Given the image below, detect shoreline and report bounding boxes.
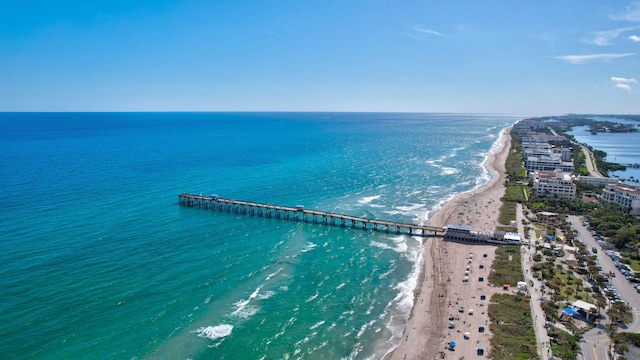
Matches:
[387,126,513,359]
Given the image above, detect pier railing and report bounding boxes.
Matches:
[178,193,446,237]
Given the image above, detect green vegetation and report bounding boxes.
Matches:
[593,149,627,175]
[498,129,529,227]
[499,185,527,226]
[608,302,633,325]
[504,185,527,202]
[573,146,590,176]
[498,200,518,228]
[505,131,527,184]
[547,328,583,360]
[586,206,640,250]
[488,294,539,360]
[489,245,524,286]
[535,258,585,302]
[618,332,640,350]
[486,243,537,359]
[525,197,597,214]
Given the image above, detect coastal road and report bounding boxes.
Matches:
[568,215,640,331]
[582,331,610,360]
[547,124,604,178]
[569,215,640,360]
[579,145,604,178]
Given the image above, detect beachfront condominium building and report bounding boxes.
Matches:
[532,170,576,199]
[525,156,575,174]
[600,183,640,216]
[521,135,574,174]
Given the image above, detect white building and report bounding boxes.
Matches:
[525,156,575,174]
[575,176,620,187]
[551,147,571,161]
[601,183,640,215]
[532,170,576,199]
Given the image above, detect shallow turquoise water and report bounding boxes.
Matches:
[0,112,517,359]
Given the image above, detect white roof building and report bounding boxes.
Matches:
[532,170,576,199]
[601,183,640,216]
[525,156,574,174]
[571,300,597,312]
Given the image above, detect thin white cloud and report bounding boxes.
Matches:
[553,53,634,64]
[611,76,638,83]
[611,2,640,22]
[615,83,633,91]
[587,26,639,45]
[413,26,445,37]
[611,76,637,91]
[630,35,640,41]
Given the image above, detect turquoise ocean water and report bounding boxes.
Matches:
[0,113,517,359]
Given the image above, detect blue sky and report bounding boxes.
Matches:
[1,0,639,115]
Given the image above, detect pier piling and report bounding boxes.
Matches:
[178,193,446,237]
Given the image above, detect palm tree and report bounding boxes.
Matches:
[589,307,598,322]
[596,297,607,323]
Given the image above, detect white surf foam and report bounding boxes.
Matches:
[358,194,381,204]
[232,286,262,318]
[258,290,275,300]
[194,324,233,341]
[310,320,325,330]
[371,235,408,254]
[305,290,319,303]
[265,268,283,281]
[381,237,425,358]
[441,166,459,175]
[300,242,316,253]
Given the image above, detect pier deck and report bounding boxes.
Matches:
[178,193,446,237]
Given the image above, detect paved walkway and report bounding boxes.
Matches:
[516,204,553,359]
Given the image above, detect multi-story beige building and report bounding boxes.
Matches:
[601,183,640,215]
[532,170,576,199]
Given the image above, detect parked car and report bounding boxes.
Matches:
[610,270,616,277]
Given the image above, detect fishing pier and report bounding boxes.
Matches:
[178,193,446,237]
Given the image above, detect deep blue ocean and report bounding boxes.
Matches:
[0,113,517,359]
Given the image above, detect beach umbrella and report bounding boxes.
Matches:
[464,332,470,336]
[450,341,456,348]
[468,309,474,314]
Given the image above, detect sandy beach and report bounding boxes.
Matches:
[388,127,512,360]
